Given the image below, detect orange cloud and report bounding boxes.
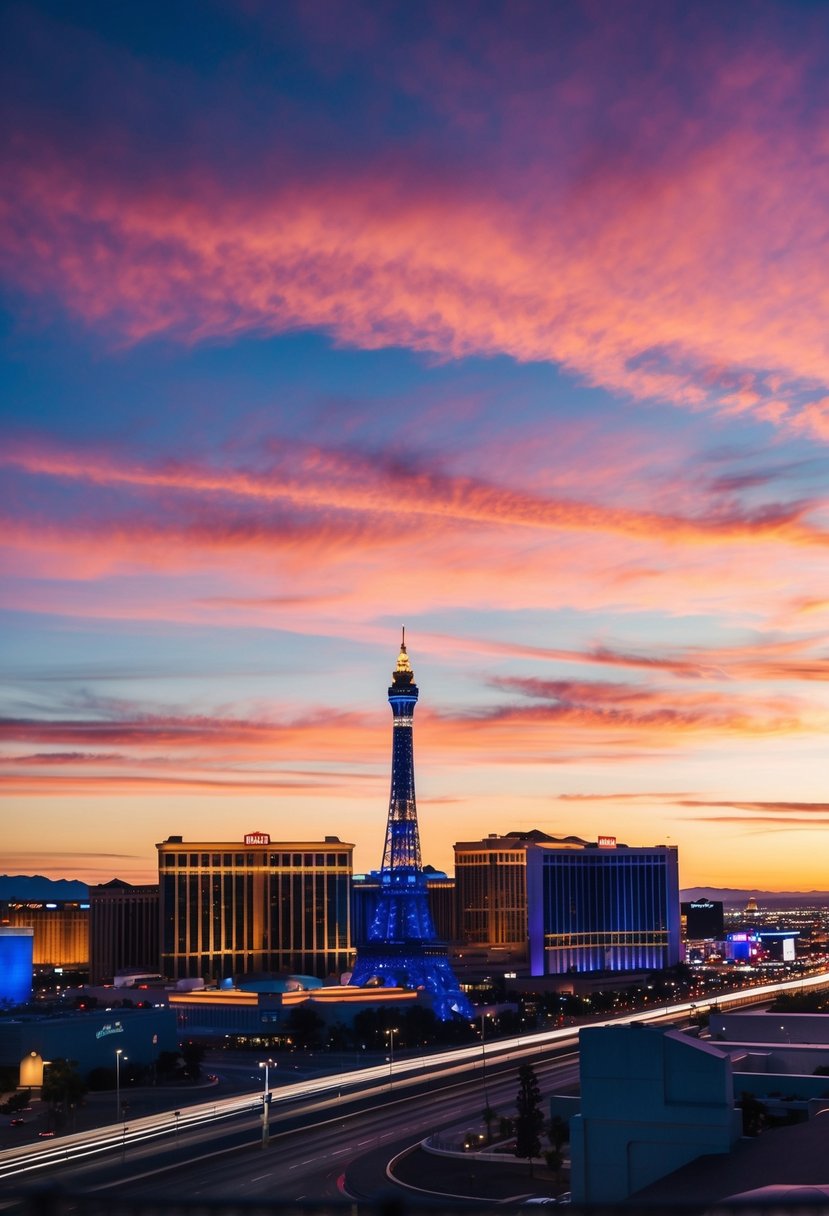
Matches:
[1,666,819,803]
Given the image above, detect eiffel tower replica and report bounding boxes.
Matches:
[349,631,473,1020]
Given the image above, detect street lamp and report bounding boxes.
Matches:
[479,1011,493,1106]
[385,1028,399,1090]
[259,1058,275,1148]
[115,1048,128,1122]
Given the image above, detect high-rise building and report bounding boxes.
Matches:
[527,837,681,974]
[0,900,89,969]
[88,880,160,983]
[455,830,680,976]
[454,830,583,967]
[0,927,34,1006]
[349,633,473,1019]
[156,834,353,982]
[681,899,724,942]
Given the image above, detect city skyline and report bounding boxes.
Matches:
[2,2,829,890]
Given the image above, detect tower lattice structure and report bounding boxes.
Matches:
[349,632,473,1021]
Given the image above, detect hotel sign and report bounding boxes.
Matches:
[598,835,617,848]
[95,1021,124,1039]
[244,832,270,846]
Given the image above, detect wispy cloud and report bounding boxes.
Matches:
[1,6,829,437]
[5,440,823,547]
[429,632,829,683]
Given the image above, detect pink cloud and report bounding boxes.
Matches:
[4,439,826,549]
[1,663,818,805]
[2,12,829,431]
[426,632,829,683]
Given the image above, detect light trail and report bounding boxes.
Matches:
[2,966,828,1182]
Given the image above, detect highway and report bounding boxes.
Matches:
[3,1048,581,1205]
[3,966,829,1202]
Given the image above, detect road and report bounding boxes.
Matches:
[6,967,829,1205]
[3,1050,580,1206]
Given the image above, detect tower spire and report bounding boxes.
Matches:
[348,633,473,1021]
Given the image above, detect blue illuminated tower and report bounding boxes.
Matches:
[349,632,473,1020]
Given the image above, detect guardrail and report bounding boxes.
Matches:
[3,965,829,1181]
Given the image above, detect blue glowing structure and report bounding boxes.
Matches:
[0,928,34,1007]
[349,633,473,1021]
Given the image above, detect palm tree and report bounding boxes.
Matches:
[514,1063,544,1176]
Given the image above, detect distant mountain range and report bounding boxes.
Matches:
[0,875,89,900]
[682,887,829,908]
[1,875,827,908]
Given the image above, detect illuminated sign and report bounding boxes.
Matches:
[597,836,617,848]
[244,832,270,846]
[95,1021,124,1039]
[691,901,714,909]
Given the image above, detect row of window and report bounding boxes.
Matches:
[545,931,670,946]
[540,862,672,933]
[160,852,351,869]
[166,950,352,977]
[456,853,525,865]
[544,945,671,973]
[160,873,351,974]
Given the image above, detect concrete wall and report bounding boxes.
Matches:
[734,1071,829,1103]
[721,1042,829,1075]
[710,1011,829,1045]
[570,1025,741,1205]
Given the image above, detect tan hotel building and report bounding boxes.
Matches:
[157,833,354,982]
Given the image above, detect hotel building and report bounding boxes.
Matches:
[88,879,160,983]
[0,900,89,970]
[156,833,354,982]
[455,830,680,976]
[527,836,681,975]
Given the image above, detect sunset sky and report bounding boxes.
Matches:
[2,1,829,890]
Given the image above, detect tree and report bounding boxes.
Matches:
[1,1089,31,1114]
[180,1041,206,1080]
[514,1063,544,1175]
[156,1050,183,1080]
[482,1104,497,1145]
[544,1147,564,1190]
[739,1091,766,1137]
[285,1005,325,1050]
[547,1114,569,1151]
[42,1059,86,1115]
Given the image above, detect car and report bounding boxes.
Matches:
[9,1118,25,1127]
[38,1130,56,1138]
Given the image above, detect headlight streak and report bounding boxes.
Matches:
[2,966,828,1181]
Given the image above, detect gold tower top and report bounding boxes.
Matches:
[395,625,412,675]
[391,622,410,680]
[386,632,413,690]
